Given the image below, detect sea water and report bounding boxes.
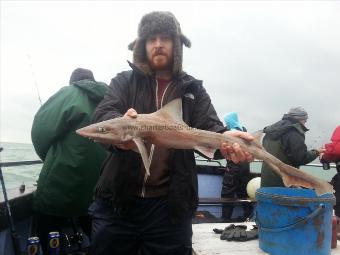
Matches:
[0,142,41,190]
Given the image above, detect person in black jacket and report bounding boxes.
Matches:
[261,107,324,187]
[88,11,254,255]
[221,112,255,221]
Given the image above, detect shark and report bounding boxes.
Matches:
[76,98,334,196]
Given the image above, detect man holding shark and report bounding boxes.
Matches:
[87,11,254,255]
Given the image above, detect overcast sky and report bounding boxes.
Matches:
[1,1,339,150]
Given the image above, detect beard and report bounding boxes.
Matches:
[148,50,173,71]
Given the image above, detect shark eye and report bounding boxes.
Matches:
[98,126,108,134]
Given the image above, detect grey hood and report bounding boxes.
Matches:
[263,115,308,140]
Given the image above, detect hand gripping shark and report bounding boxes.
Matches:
[76,98,333,196]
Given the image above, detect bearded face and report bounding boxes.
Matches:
[146,34,174,71]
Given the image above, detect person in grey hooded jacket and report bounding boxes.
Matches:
[261,107,324,187]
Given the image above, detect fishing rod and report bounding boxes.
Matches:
[26,54,42,106]
[0,147,23,255]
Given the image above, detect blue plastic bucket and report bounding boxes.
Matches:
[256,187,335,255]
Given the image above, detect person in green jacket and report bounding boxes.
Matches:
[261,107,324,187]
[31,68,108,253]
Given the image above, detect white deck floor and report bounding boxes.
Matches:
[192,222,340,255]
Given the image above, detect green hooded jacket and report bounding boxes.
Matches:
[31,79,108,217]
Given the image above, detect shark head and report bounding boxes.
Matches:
[76,117,133,144]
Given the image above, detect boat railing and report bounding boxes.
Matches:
[0,158,337,169]
[0,160,42,200]
[195,156,338,169]
[0,160,42,168]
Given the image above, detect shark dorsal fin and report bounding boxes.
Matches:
[252,130,264,143]
[153,98,185,124]
[251,130,264,148]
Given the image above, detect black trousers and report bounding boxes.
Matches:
[221,170,254,221]
[89,196,192,255]
[331,171,340,217]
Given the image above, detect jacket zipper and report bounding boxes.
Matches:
[160,81,171,108]
[140,79,171,197]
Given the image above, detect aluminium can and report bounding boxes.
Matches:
[48,231,60,255]
[27,236,43,255]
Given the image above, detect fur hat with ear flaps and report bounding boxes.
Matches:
[128,11,191,76]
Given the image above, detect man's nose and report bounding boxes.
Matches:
[154,37,163,47]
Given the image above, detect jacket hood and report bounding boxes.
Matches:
[72,80,108,102]
[331,126,340,143]
[128,11,191,76]
[224,112,242,131]
[263,115,308,139]
[69,68,95,83]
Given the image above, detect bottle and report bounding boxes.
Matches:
[332,216,337,249]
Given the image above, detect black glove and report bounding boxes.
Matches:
[233,225,258,242]
[217,224,258,242]
[215,224,235,239]
[230,226,247,241]
[220,224,247,241]
[213,228,225,234]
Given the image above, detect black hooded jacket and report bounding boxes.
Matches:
[92,62,226,218]
[261,115,319,187]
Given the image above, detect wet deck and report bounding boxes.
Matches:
[192,222,340,255]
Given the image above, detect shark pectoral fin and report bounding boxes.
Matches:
[133,138,151,176]
[194,146,216,159]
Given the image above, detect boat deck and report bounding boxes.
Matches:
[192,222,340,255]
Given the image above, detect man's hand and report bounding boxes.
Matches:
[316,147,326,158]
[116,108,138,150]
[220,130,254,163]
[318,147,326,155]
